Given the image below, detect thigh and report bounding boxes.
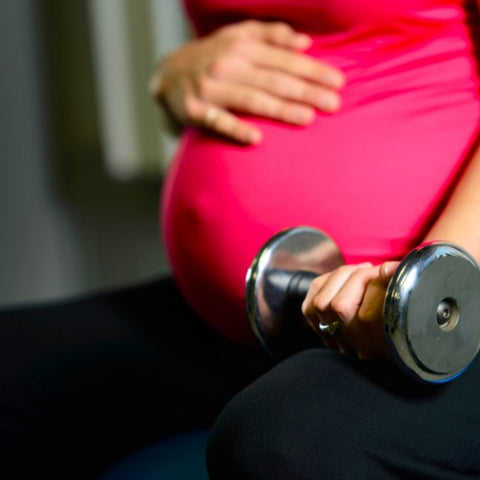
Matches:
[0,278,273,478]
[208,348,480,480]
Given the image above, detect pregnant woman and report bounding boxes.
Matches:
[152,0,480,477]
[1,0,480,478]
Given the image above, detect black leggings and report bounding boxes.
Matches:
[0,278,273,478]
[1,279,479,479]
[207,350,480,479]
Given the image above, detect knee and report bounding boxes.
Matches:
[206,384,308,480]
[206,349,365,479]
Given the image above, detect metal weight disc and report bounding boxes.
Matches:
[245,226,344,357]
[384,243,480,383]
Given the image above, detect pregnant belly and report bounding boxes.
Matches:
[161,52,480,343]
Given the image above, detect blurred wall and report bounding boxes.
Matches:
[0,0,186,307]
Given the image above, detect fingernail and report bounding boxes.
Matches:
[380,263,389,277]
[380,262,398,282]
[292,107,315,125]
[325,71,346,90]
[247,129,262,144]
[318,92,341,113]
[295,33,312,49]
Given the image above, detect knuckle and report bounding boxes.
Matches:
[220,20,257,41]
[361,262,374,268]
[217,22,239,38]
[310,276,324,290]
[208,57,230,79]
[349,267,367,280]
[269,22,292,42]
[241,19,260,32]
[336,264,353,275]
[226,38,248,55]
[352,264,376,280]
[313,296,329,312]
[196,76,214,100]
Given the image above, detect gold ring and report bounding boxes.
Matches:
[318,320,340,335]
[204,107,219,127]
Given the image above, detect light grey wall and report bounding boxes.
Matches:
[0,0,174,307]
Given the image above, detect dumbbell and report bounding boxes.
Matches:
[245,226,480,383]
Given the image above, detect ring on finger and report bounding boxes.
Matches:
[318,320,341,335]
[204,107,220,128]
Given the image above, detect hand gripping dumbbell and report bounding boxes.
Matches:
[245,226,480,383]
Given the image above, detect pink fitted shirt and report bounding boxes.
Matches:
[162,0,480,342]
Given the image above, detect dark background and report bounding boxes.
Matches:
[0,0,188,307]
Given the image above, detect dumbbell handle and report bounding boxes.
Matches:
[262,269,318,316]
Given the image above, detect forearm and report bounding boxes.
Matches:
[423,146,480,261]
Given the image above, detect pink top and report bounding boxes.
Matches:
[162,0,480,343]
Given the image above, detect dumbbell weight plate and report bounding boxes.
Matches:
[246,227,344,357]
[384,243,480,383]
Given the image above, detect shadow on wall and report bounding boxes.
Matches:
[0,0,175,307]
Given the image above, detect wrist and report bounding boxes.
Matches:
[149,62,183,135]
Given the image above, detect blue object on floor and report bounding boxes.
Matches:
[97,429,210,480]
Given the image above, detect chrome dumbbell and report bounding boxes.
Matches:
[245,226,480,383]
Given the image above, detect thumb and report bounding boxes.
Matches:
[379,261,401,285]
[357,262,400,323]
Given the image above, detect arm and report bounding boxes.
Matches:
[421,1,480,259]
[428,1,480,259]
[422,147,480,261]
[419,0,480,258]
